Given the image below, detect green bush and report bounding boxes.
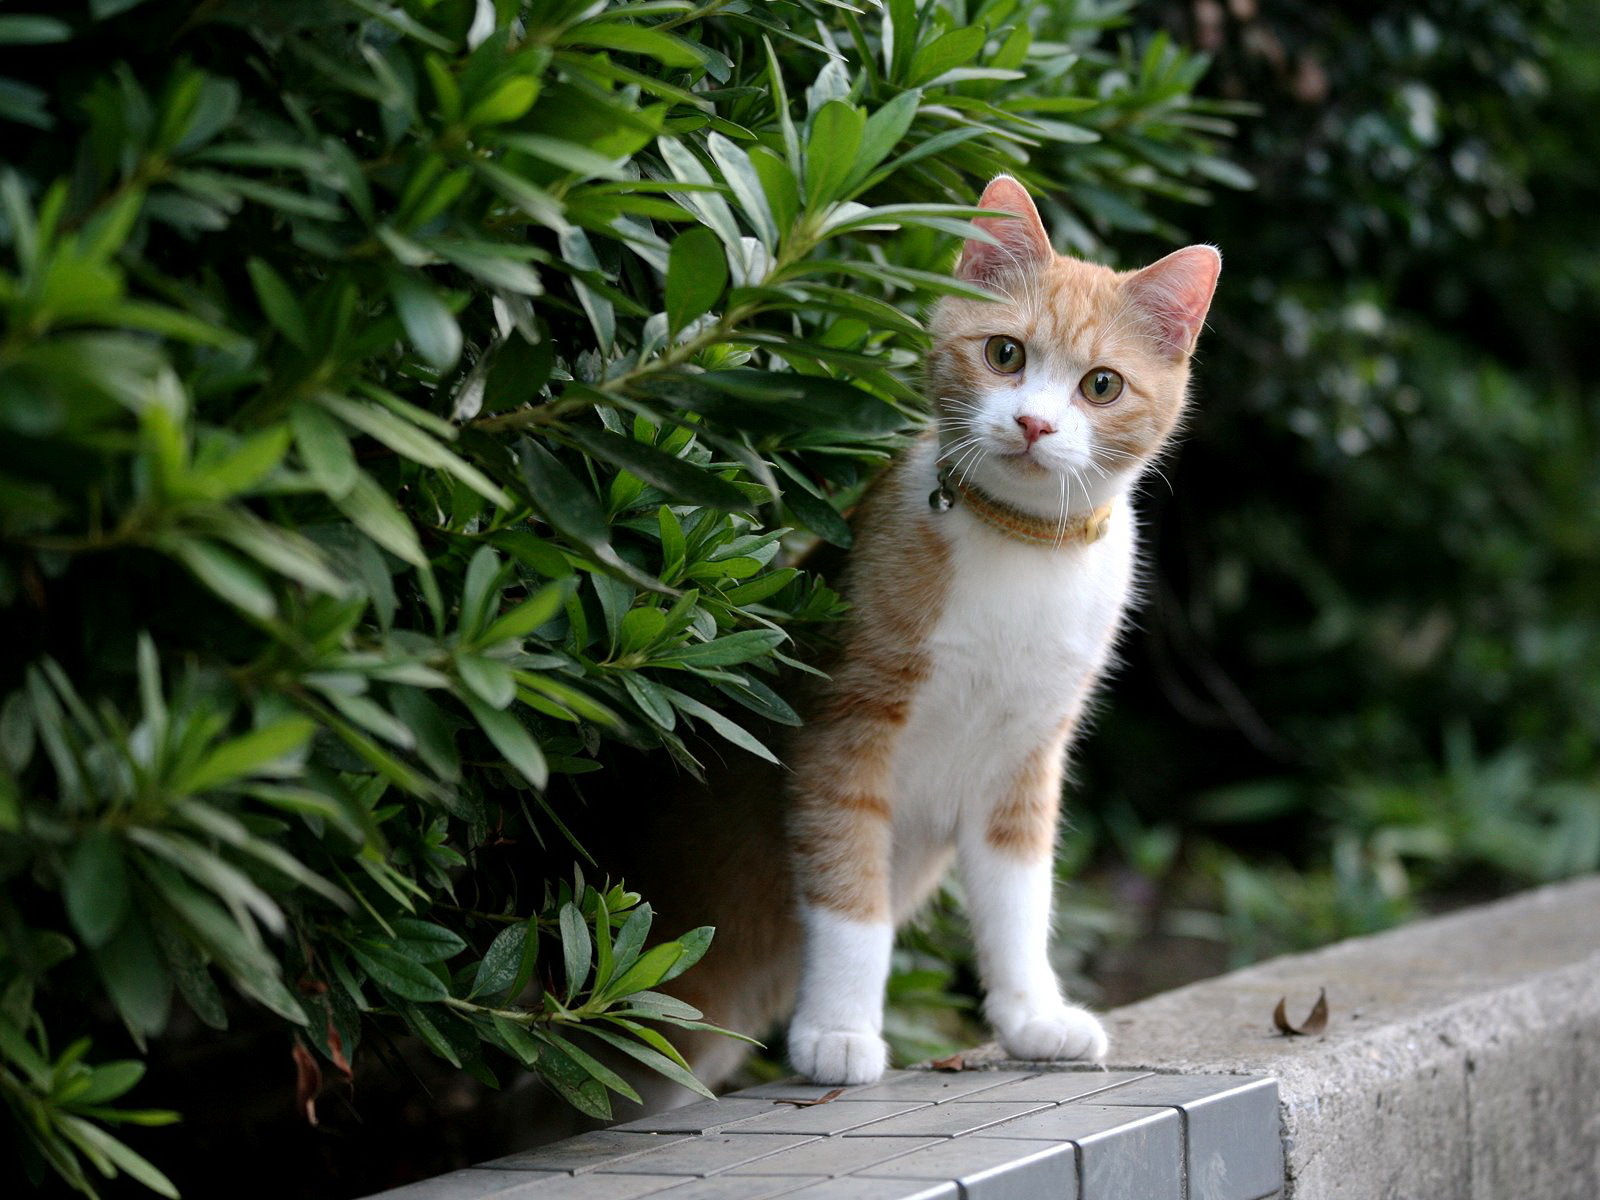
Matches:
[0,1,1237,1193]
[1069,0,1600,959]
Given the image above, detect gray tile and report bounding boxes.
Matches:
[726,1100,932,1136]
[861,1137,1078,1200]
[974,1104,1181,1200]
[836,1072,1036,1104]
[365,1169,675,1199]
[1089,1075,1282,1200]
[483,1132,690,1173]
[839,1101,1050,1138]
[777,1179,960,1200]
[597,1133,821,1176]
[501,1176,686,1199]
[364,1169,551,1199]
[611,1097,780,1134]
[649,1174,817,1199]
[726,1137,943,1177]
[965,1070,1152,1104]
[731,1079,876,1102]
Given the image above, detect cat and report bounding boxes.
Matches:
[781,175,1220,1084]
[590,174,1220,1095]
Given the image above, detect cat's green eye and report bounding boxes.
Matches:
[983,335,1026,375]
[1081,367,1125,404]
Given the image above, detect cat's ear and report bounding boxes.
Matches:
[955,175,1055,284]
[1126,245,1221,359]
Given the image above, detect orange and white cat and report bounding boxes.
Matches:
[782,176,1220,1084]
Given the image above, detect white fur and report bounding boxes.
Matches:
[895,436,1128,1063]
[788,905,893,1085]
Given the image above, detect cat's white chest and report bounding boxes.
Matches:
[889,477,1136,824]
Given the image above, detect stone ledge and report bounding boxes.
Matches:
[965,873,1600,1199]
[366,1070,1281,1200]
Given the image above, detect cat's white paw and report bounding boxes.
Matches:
[994,1003,1109,1063]
[788,1025,887,1085]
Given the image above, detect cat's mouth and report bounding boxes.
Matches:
[999,447,1053,473]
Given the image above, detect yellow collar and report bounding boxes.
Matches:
[943,476,1113,547]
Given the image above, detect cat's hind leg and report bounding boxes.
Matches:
[959,739,1108,1063]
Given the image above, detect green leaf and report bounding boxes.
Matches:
[586,1024,714,1100]
[563,426,748,510]
[391,918,467,963]
[94,920,173,1043]
[601,942,679,1001]
[319,393,511,507]
[665,225,727,335]
[63,831,129,948]
[657,925,713,985]
[806,100,865,207]
[0,16,73,45]
[662,687,778,763]
[351,941,447,1002]
[386,268,462,370]
[907,25,987,86]
[478,580,570,646]
[654,629,786,668]
[246,258,310,351]
[60,1117,179,1199]
[332,470,429,568]
[562,22,704,68]
[291,403,358,498]
[558,901,590,1001]
[706,132,778,249]
[470,922,528,998]
[849,89,921,189]
[490,1014,540,1065]
[457,652,516,709]
[74,1060,145,1105]
[163,538,278,619]
[181,717,315,792]
[516,436,660,591]
[463,694,548,789]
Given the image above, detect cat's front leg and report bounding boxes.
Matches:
[787,717,898,1085]
[959,743,1109,1063]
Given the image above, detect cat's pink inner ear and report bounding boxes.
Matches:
[955,175,1055,284]
[1127,245,1222,358]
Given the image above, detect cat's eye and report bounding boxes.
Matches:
[1081,367,1125,405]
[983,336,1026,375]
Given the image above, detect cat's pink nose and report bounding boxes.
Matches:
[1015,414,1055,446]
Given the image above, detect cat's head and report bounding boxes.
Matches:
[927,175,1220,516]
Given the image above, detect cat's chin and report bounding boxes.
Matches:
[997,450,1057,476]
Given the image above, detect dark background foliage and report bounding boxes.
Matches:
[1,0,1596,1197]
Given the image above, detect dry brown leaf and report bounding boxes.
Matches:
[1273,987,1329,1036]
[775,1086,847,1108]
[928,1053,965,1072]
[292,1041,322,1125]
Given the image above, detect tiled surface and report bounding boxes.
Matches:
[731,1100,933,1136]
[724,1137,943,1177]
[593,1132,820,1176]
[482,1131,689,1173]
[367,1068,1283,1200]
[860,1136,1079,1200]
[838,1100,1052,1139]
[1089,1074,1283,1200]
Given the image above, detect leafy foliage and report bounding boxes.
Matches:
[0,0,1239,1193]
